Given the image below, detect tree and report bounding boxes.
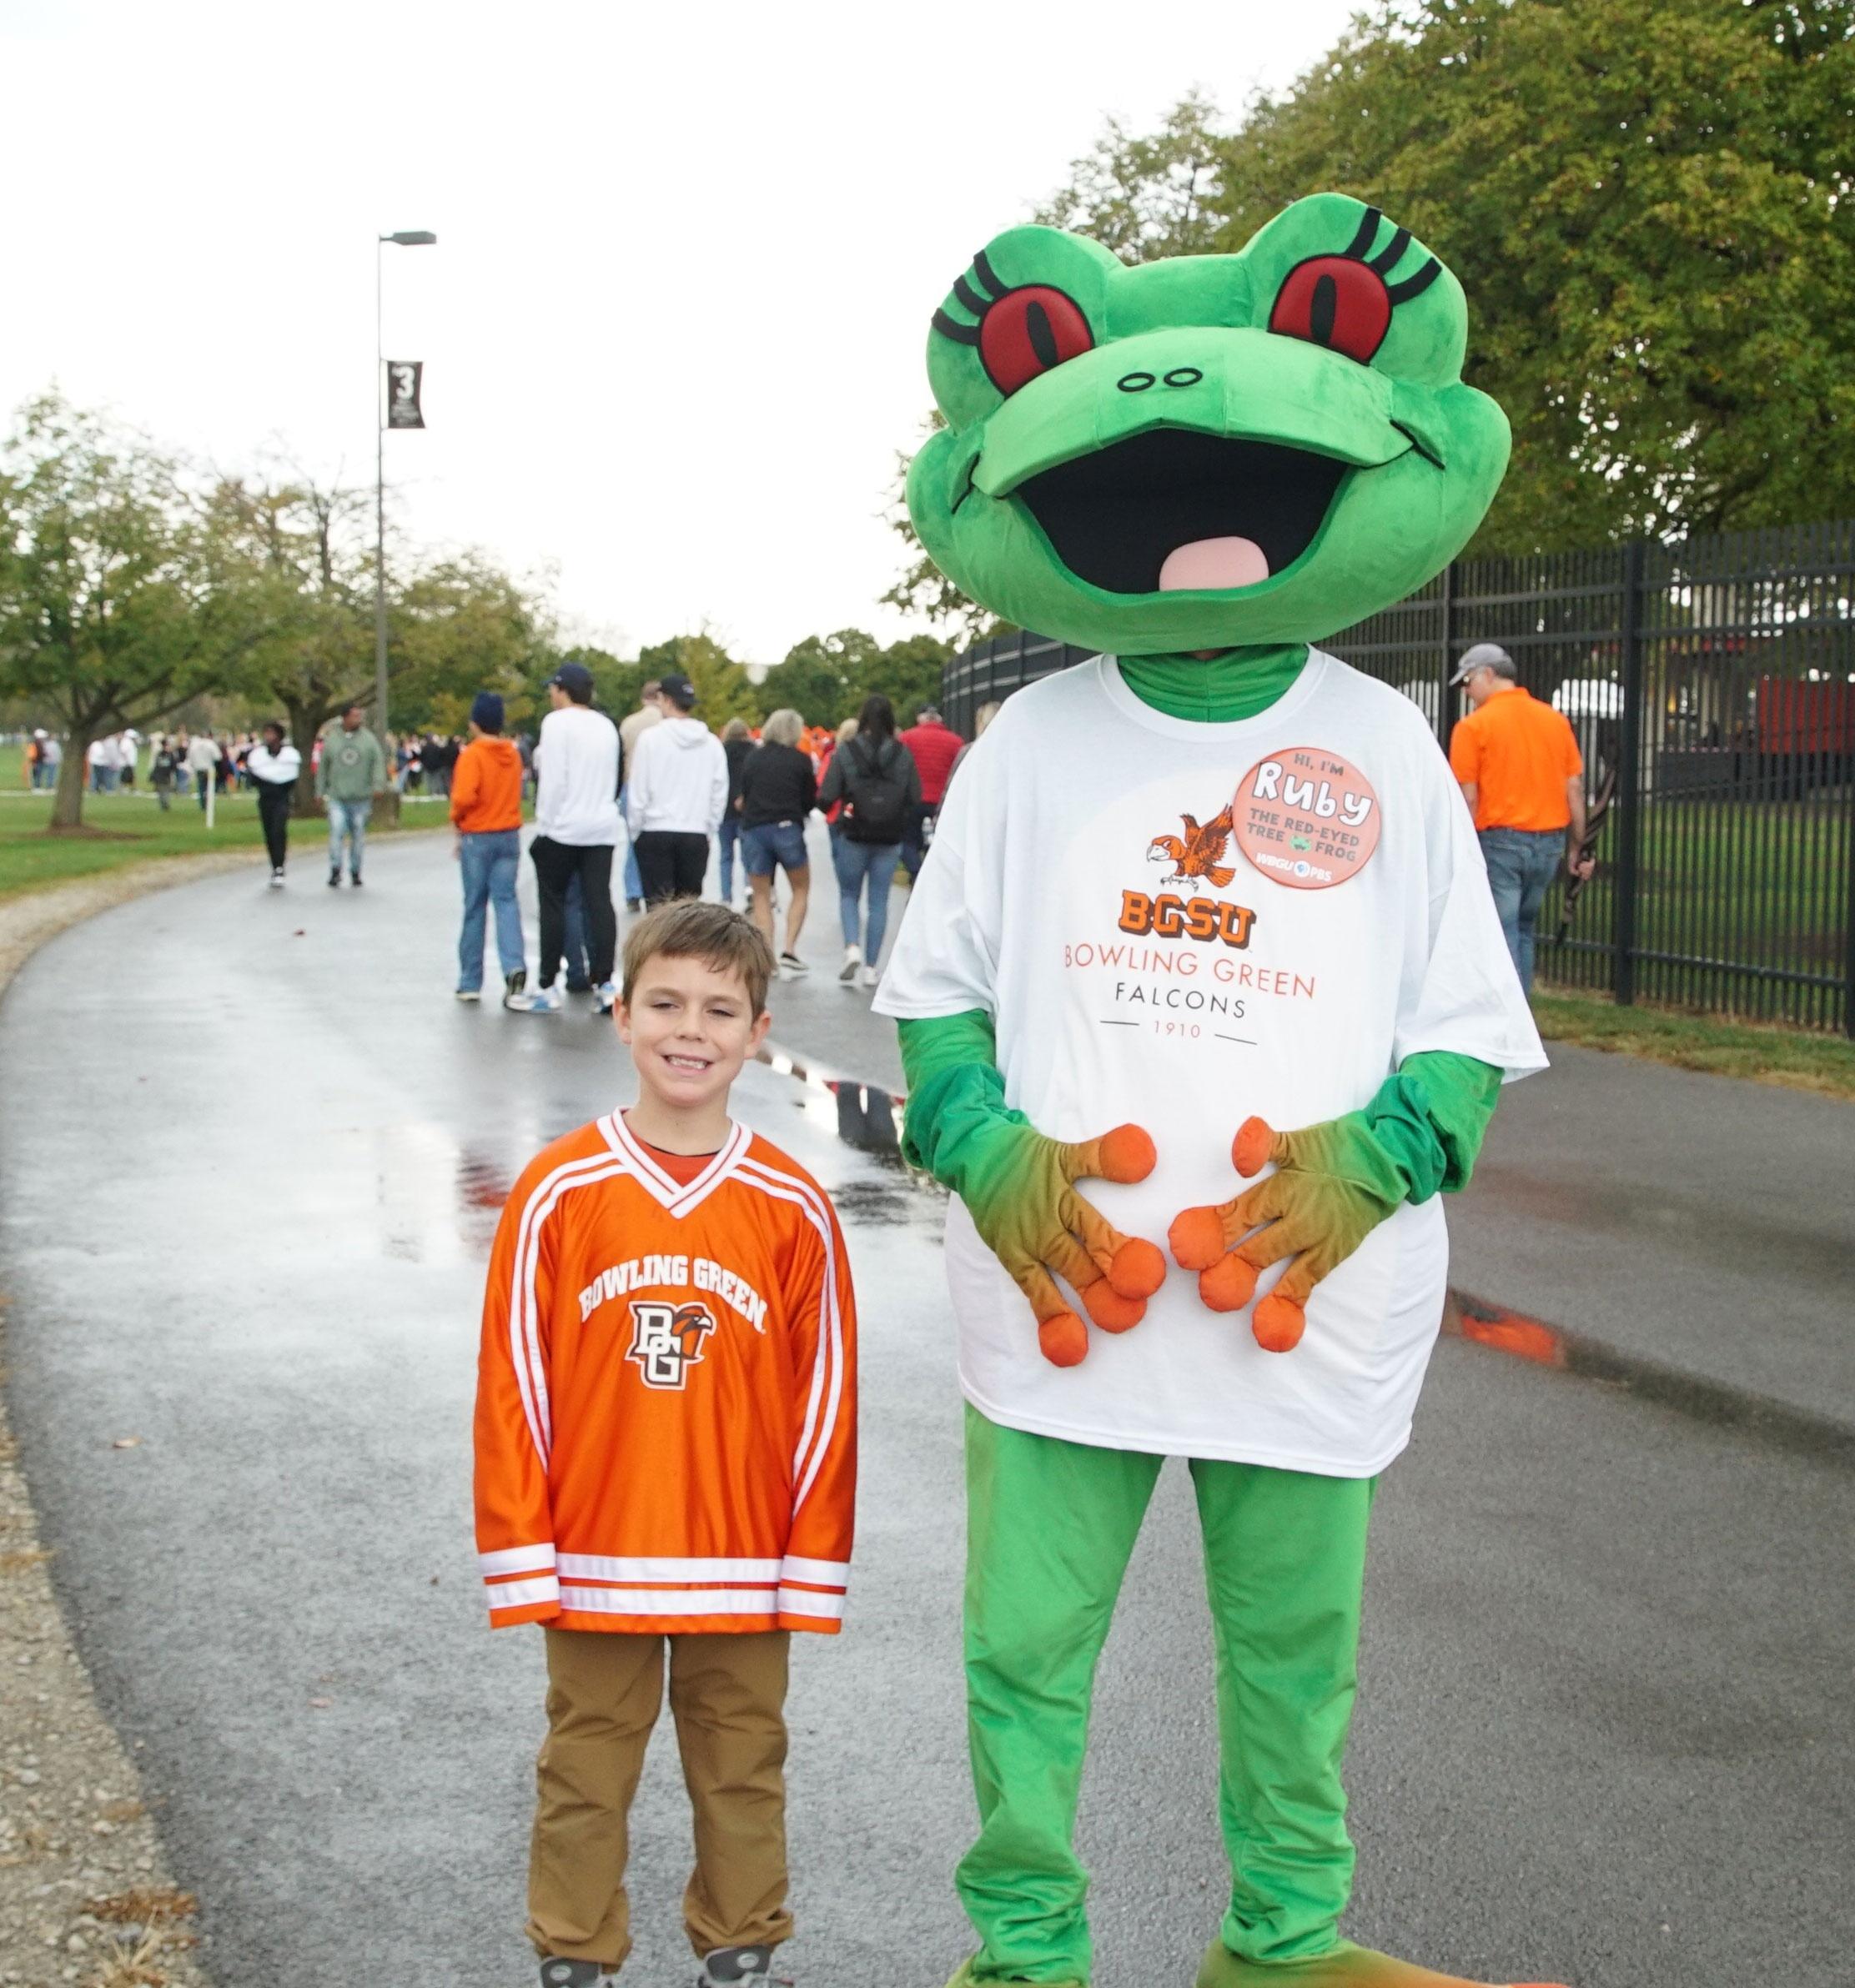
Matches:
[0,393,265,830]
[205,472,374,812]
[864,632,953,725]
[637,630,760,728]
[760,630,868,730]
[1033,88,1229,264]
[879,427,998,645]
[1201,0,1855,549]
[395,549,553,737]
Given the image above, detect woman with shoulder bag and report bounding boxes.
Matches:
[820,692,920,991]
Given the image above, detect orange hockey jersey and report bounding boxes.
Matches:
[474,1111,857,1634]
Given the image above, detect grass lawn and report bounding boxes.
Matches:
[1532,987,1855,1102]
[0,740,447,902]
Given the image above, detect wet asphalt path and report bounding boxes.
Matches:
[2,834,1852,1988]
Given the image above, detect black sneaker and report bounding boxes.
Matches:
[538,1962,619,1987]
[327,870,340,887]
[349,872,363,887]
[778,951,808,977]
[697,1947,791,1987]
[502,969,528,1010]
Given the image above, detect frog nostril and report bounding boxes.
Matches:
[1117,371,1156,393]
[1163,366,1204,388]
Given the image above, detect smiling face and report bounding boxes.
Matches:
[617,951,771,1124]
[908,193,1511,654]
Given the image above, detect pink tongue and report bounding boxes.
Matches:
[1158,536,1270,592]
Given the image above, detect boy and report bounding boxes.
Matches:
[475,901,857,1988]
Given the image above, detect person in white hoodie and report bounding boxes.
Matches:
[515,660,624,1015]
[245,721,303,888]
[623,670,728,908]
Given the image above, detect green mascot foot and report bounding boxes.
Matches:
[1194,1937,1568,1988]
[944,1960,1087,1988]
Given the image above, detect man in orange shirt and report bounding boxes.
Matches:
[451,690,529,1006]
[1447,644,1595,990]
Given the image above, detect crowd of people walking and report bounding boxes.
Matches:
[449,675,973,1016]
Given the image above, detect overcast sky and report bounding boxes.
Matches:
[1,0,1361,661]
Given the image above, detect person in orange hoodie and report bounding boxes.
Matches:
[452,690,529,1007]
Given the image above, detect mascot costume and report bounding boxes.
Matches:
[873,195,1566,1988]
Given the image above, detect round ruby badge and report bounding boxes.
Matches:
[1232,747,1383,891]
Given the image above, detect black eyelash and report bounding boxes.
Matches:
[1339,206,1440,309]
[933,248,1013,346]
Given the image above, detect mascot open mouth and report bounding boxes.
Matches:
[1015,429,1350,596]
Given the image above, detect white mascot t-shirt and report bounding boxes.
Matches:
[876,652,1547,1476]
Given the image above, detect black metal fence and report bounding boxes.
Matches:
[942,518,1855,1033]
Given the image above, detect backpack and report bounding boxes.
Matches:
[841,736,912,844]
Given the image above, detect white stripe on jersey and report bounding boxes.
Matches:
[735,1155,844,1514]
[558,1553,782,1585]
[601,1112,752,1218]
[558,1584,785,1616]
[480,1544,556,1577]
[779,1555,851,1588]
[777,1586,847,1620]
[510,1153,643,1463]
[485,1575,561,1611]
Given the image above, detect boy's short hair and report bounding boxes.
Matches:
[621,900,776,1016]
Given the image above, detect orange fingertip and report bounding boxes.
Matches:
[1251,1293,1305,1353]
[1168,1206,1225,1273]
[1232,1116,1274,1177]
[1038,1311,1089,1367]
[1097,1123,1157,1183]
[1107,1237,1167,1299]
[1082,1281,1145,1334]
[1199,1253,1259,1313]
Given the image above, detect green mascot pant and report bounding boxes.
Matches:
[960,1405,1376,1986]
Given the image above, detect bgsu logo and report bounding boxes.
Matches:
[1123,796,1258,949]
[626,1300,716,1390]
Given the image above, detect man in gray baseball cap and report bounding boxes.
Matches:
[1446,642,1594,991]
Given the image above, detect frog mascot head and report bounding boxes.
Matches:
[907,192,1507,653]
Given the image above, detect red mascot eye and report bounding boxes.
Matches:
[979,286,1093,395]
[1269,256,1393,364]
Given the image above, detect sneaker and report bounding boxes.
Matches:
[626,897,643,915]
[696,1947,791,1987]
[838,944,862,982]
[857,964,879,990]
[268,869,284,890]
[779,951,808,977]
[327,870,340,888]
[455,988,480,1003]
[591,981,617,1016]
[508,982,563,1014]
[502,969,527,1009]
[539,1962,620,1988]
[349,871,362,887]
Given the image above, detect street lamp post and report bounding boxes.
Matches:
[375,230,437,752]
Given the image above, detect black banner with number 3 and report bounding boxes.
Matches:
[385,360,425,429]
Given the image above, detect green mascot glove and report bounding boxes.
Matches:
[1169,1052,1501,1353]
[899,1012,1168,1368]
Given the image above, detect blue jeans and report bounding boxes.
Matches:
[832,836,902,965]
[617,791,643,903]
[717,814,742,905]
[457,829,525,991]
[741,819,809,877]
[327,797,371,876]
[1478,826,1564,991]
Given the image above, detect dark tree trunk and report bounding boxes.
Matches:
[283,697,330,819]
[47,728,93,831]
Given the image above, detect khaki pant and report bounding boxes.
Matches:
[527,1627,792,1968]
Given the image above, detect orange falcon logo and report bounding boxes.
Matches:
[1148,803,1236,890]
